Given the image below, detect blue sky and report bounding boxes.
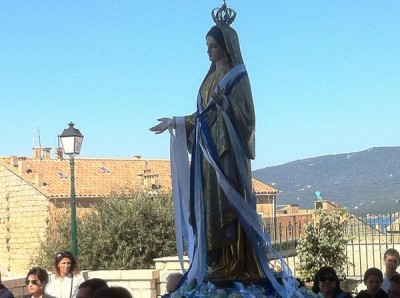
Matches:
[1,1,399,170]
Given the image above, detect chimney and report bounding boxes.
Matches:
[33,147,41,159]
[42,147,51,159]
[9,155,18,167]
[35,174,44,186]
[56,147,64,160]
[18,157,26,175]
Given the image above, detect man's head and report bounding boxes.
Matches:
[388,274,400,298]
[384,249,400,275]
[77,278,108,298]
[93,286,132,298]
[363,267,384,297]
[166,272,183,293]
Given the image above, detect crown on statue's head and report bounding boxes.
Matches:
[211,0,236,26]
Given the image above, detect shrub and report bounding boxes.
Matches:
[296,209,351,281]
[32,190,176,270]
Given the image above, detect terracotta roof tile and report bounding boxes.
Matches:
[252,178,278,194]
[0,156,276,197]
[0,157,171,198]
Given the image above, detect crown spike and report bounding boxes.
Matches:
[211,0,237,26]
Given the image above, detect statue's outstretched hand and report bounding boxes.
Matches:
[149,118,170,134]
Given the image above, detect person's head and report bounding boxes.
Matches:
[77,278,108,298]
[53,251,79,277]
[206,26,232,65]
[93,286,132,298]
[312,266,341,295]
[384,249,400,275]
[25,267,49,297]
[363,267,383,296]
[389,274,400,298]
[165,272,183,293]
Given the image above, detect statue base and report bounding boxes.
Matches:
[203,276,269,287]
[164,278,280,297]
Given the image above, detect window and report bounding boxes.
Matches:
[99,166,111,173]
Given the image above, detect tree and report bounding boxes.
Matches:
[296,209,351,281]
[32,190,177,270]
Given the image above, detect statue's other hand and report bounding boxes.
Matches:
[149,117,170,134]
[212,87,225,105]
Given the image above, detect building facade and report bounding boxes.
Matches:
[0,148,278,275]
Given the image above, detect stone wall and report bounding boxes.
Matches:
[1,257,190,297]
[1,275,26,298]
[3,269,162,298]
[154,256,189,294]
[0,164,50,275]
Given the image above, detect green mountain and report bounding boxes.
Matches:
[252,147,400,213]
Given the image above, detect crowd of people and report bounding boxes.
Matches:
[160,247,400,298]
[0,248,399,298]
[310,248,400,298]
[0,251,133,298]
[161,248,400,298]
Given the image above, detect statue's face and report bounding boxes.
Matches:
[206,36,226,63]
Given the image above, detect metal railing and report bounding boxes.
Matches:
[265,212,400,279]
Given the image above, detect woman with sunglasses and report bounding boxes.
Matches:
[44,251,84,298]
[23,267,49,298]
[312,266,352,298]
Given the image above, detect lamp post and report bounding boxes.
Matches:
[59,122,84,258]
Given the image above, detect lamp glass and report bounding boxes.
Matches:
[60,136,76,155]
[74,136,83,154]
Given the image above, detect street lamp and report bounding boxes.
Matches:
[59,122,84,258]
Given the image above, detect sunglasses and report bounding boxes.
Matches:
[25,279,39,286]
[319,276,336,282]
[56,251,72,259]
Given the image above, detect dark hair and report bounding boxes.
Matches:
[78,278,108,294]
[384,248,400,261]
[93,286,132,298]
[206,26,232,63]
[363,267,383,284]
[53,251,80,276]
[390,274,400,285]
[312,266,341,294]
[26,267,49,284]
[166,272,184,293]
